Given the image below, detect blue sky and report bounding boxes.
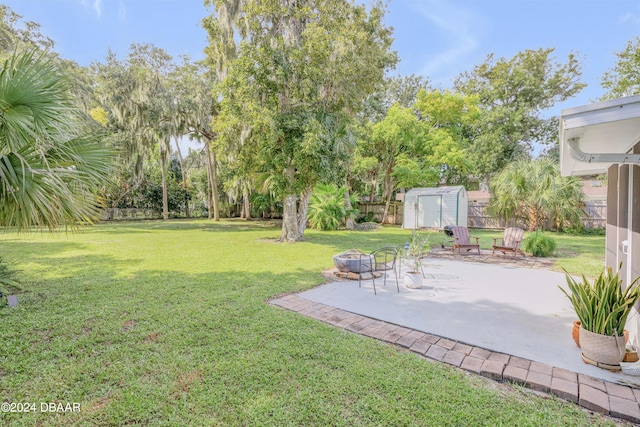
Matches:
[4,0,639,117]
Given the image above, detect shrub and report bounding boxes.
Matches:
[356,212,375,224]
[563,227,605,236]
[522,232,557,257]
[307,184,358,231]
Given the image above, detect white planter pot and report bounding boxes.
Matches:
[404,272,422,289]
[580,326,626,368]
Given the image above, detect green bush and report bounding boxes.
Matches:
[563,227,605,236]
[356,212,375,224]
[307,184,358,231]
[522,232,557,257]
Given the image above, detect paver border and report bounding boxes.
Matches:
[270,294,640,424]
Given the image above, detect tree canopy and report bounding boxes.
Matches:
[205,0,397,241]
[0,3,614,233]
[454,48,585,182]
[601,37,640,100]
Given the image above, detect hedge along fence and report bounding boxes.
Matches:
[359,202,403,225]
[101,208,162,221]
[102,200,605,228]
[358,201,606,229]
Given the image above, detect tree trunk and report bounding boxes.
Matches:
[160,146,169,221]
[173,137,190,218]
[527,205,539,231]
[243,188,251,220]
[281,193,300,242]
[280,166,301,242]
[212,151,220,221]
[204,139,214,220]
[382,188,393,226]
[381,165,393,225]
[112,183,130,208]
[344,189,355,230]
[297,186,312,236]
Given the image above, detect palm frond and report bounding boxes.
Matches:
[0,50,115,231]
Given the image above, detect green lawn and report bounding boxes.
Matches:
[438,229,606,277]
[0,220,620,426]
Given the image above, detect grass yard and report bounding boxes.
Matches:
[0,219,619,426]
[428,228,606,278]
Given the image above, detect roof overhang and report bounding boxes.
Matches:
[560,95,640,176]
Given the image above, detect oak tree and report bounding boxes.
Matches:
[205,0,396,241]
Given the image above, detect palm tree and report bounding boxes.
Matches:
[307,184,358,231]
[0,50,113,230]
[488,158,585,231]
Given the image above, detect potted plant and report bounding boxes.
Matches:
[401,233,430,289]
[559,265,640,370]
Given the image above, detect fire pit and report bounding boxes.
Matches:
[333,249,373,273]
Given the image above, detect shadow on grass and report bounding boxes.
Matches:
[93,218,284,234]
[0,228,615,427]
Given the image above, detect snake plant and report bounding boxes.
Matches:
[559,265,640,337]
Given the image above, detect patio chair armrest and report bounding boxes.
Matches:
[358,252,373,272]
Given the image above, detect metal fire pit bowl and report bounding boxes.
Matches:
[333,249,374,273]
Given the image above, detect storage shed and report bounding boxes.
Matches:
[402,186,468,229]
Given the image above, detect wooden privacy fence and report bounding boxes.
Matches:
[101,201,606,228]
[101,208,162,221]
[467,202,526,229]
[359,202,403,225]
[358,201,606,229]
[467,201,606,230]
[583,201,606,228]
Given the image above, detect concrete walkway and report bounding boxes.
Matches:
[270,255,640,424]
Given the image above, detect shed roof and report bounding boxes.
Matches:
[405,186,465,196]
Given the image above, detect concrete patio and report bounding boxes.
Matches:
[271,253,640,423]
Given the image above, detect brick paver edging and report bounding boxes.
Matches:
[270,294,640,424]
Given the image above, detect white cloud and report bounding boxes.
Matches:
[93,0,102,18]
[410,0,481,86]
[118,1,127,22]
[76,0,103,19]
[620,11,640,26]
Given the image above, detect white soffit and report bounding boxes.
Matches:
[560,95,640,176]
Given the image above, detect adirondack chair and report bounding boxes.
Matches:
[451,226,480,254]
[492,227,526,257]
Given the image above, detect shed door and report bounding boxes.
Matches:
[417,195,441,228]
